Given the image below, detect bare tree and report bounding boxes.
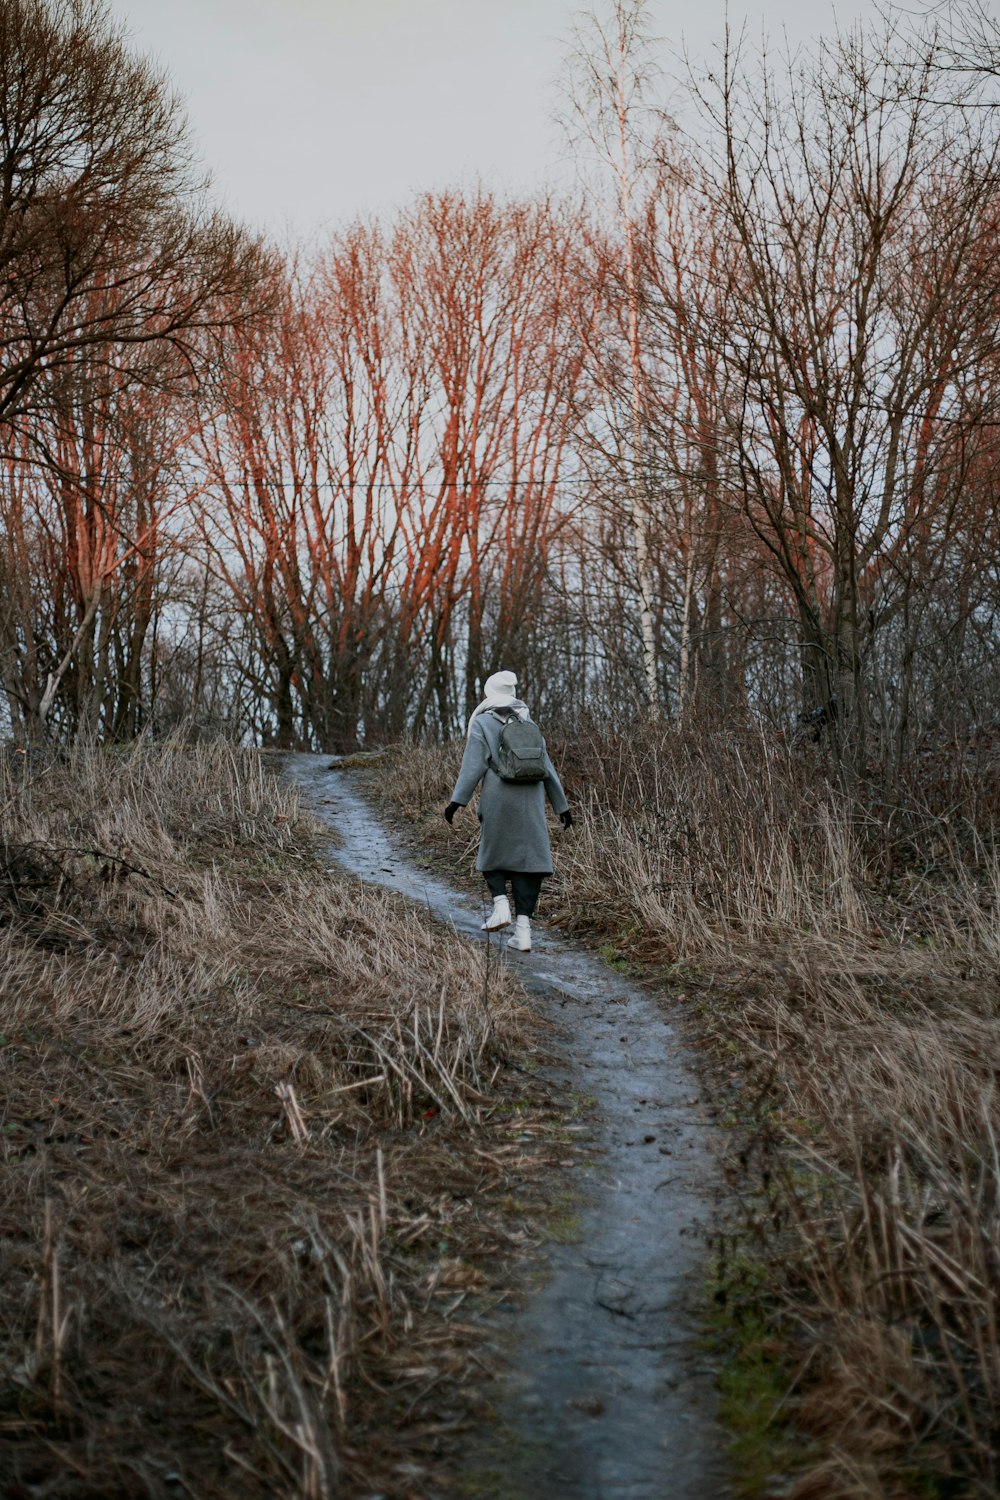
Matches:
[193,247,406,751]
[684,14,1000,768]
[565,0,663,710]
[0,325,204,742]
[389,192,588,733]
[0,0,269,431]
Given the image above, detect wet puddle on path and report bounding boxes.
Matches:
[284,754,732,1500]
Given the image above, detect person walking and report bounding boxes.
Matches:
[443,670,572,952]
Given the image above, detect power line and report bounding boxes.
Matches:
[200,476,613,489]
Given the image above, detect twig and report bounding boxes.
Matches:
[2,840,179,901]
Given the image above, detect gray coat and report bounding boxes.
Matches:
[451,710,569,874]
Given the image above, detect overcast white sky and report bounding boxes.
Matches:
[107,0,884,241]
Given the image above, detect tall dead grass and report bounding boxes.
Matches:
[0,742,548,1499]
[380,718,1000,1497]
[564,719,1000,1498]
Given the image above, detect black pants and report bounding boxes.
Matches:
[484,869,545,918]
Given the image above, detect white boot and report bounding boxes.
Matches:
[482,894,511,931]
[508,915,532,952]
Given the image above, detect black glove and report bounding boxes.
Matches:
[560,809,573,829]
[444,802,461,824]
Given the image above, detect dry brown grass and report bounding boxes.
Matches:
[0,742,557,1499]
[375,741,466,857]
[379,720,1000,1498]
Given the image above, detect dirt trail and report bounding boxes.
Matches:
[285,754,732,1500]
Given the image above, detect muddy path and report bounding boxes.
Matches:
[284,754,731,1499]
